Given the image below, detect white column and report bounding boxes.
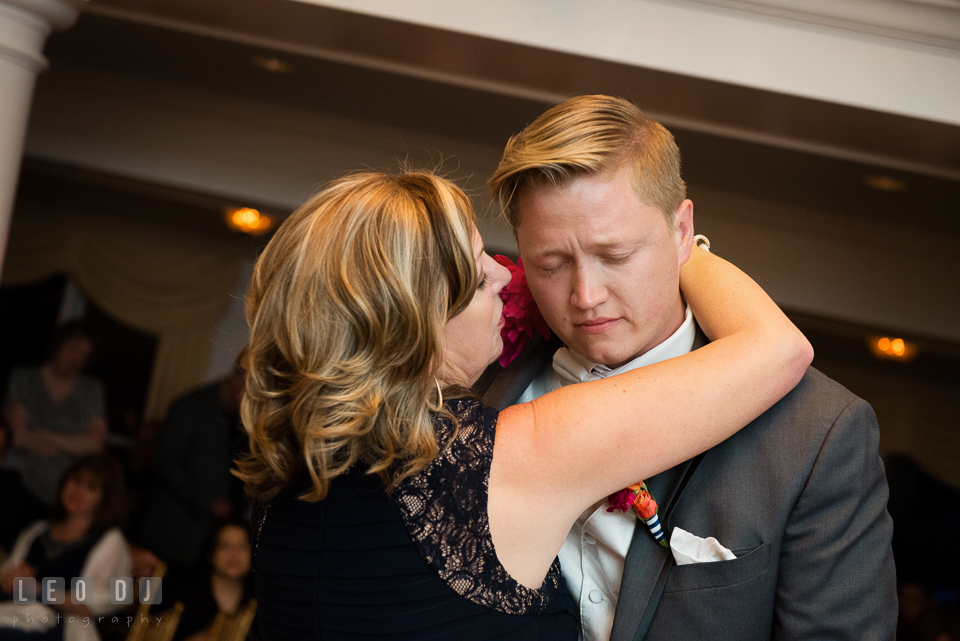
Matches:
[0,0,82,279]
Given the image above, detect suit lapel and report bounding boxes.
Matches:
[473,334,563,410]
[610,461,691,641]
[611,325,710,641]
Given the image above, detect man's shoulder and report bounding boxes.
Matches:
[768,365,870,424]
[668,365,880,530]
[706,365,876,471]
[693,324,867,421]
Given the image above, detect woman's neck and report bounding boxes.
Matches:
[210,573,245,614]
[50,514,94,542]
[41,364,78,402]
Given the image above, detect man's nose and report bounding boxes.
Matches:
[570,264,607,310]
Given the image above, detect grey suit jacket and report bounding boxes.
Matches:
[475,329,897,641]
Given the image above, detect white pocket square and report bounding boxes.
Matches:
[670,527,737,566]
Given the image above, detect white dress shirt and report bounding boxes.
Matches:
[518,307,695,641]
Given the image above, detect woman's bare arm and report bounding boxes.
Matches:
[490,248,812,587]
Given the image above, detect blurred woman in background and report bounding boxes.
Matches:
[158,517,255,641]
[0,452,132,641]
[3,321,107,507]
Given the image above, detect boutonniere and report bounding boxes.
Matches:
[607,481,668,547]
[493,256,551,367]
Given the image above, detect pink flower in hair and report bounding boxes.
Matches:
[494,255,551,367]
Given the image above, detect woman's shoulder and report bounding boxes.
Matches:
[395,398,496,520]
[391,397,561,616]
[9,365,41,378]
[436,398,500,445]
[5,366,42,395]
[444,396,498,419]
[408,398,499,500]
[2,520,49,570]
[85,528,131,570]
[19,519,50,541]
[85,528,129,561]
[94,527,127,546]
[426,398,500,483]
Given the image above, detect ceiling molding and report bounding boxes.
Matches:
[81,0,960,181]
[676,0,960,50]
[287,0,960,126]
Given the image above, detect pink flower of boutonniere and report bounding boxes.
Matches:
[607,481,668,547]
[494,255,551,367]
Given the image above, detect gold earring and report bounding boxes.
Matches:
[429,378,443,412]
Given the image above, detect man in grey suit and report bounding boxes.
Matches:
[475,95,897,640]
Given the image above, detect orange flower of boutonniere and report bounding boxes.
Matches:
[607,481,668,547]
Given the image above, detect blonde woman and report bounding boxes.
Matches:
[237,171,811,640]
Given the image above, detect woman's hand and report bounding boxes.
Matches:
[679,246,812,390]
[23,431,60,456]
[128,544,160,578]
[35,417,108,456]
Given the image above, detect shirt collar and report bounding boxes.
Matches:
[553,306,695,383]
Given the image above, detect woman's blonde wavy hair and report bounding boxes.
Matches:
[235,171,479,502]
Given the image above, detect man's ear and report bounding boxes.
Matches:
[674,199,694,267]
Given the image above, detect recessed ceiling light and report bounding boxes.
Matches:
[862,175,907,192]
[252,56,294,74]
[224,207,275,236]
[868,335,918,362]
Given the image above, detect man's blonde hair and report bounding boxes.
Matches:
[489,95,686,231]
[236,171,478,502]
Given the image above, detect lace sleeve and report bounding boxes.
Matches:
[393,399,563,615]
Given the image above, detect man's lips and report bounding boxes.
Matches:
[575,317,619,334]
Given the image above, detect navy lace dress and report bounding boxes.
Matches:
[253,399,578,640]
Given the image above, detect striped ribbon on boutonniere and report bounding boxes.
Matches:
[607,481,668,547]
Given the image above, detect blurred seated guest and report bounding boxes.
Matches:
[156,517,255,641]
[0,453,132,641]
[888,455,960,590]
[2,321,107,507]
[914,603,960,641]
[137,369,247,568]
[127,544,160,581]
[888,454,960,639]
